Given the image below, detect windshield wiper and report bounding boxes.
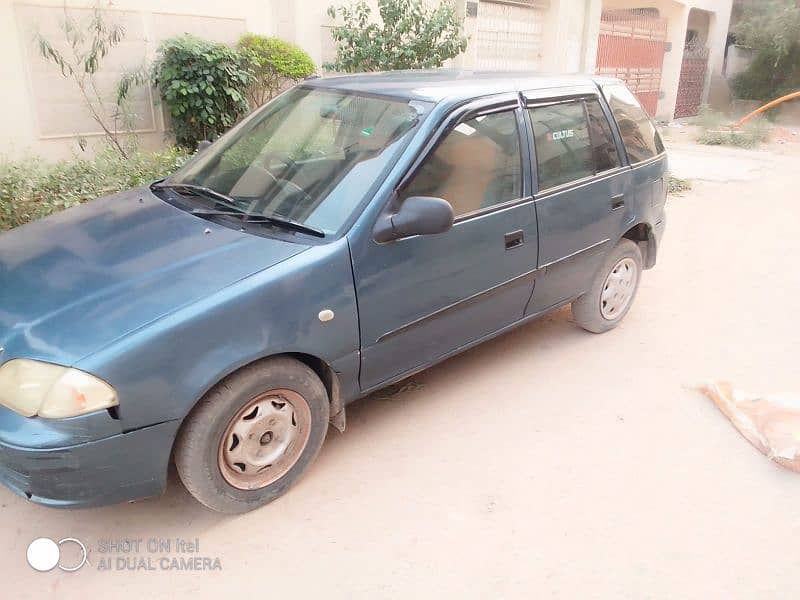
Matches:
[155,182,238,207]
[190,208,326,238]
[156,183,325,238]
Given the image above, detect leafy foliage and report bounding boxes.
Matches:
[153,36,253,149]
[325,0,467,72]
[238,34,315,107]
[695,108,770,149]
[0,148,191,231]
[36,4,138,158]
[730,46,800,102]
[731,0,800,101]
[733,0,800,61]
[667,175,692,195]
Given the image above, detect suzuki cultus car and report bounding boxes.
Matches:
[0,71,666,512]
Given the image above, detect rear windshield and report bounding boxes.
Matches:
[602,84,664,164]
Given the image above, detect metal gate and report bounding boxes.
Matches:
[674,45,709,118]
[595,9,668,116]
[475,0,548,71]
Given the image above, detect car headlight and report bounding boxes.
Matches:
[0,359,118,418]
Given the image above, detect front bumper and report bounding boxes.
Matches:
[0,419,181,508]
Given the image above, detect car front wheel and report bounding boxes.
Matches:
[174,357,329,513]
[572,239,643,333]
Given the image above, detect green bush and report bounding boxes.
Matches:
[0,148,191,231]
[667,175,692,195]
[325,0,467,72]
[730,0,800,102]
[238,34,315,107]
[153,35,253,149]
[730,46,800,102]
[696,113,771,149]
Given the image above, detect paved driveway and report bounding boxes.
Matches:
[3,140,800,599]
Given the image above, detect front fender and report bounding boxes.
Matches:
[76,238,360,433]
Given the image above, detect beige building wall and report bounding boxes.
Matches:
[1,0,280,161]
[1,0,613,161]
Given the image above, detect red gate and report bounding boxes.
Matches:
[595,9,668,116]
[674,45,709,118]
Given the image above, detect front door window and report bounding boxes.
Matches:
[401,110,523,217]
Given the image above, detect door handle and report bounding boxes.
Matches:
[504,230,524,250]
[611,194,625,211]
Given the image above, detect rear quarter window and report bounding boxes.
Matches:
[602,84,664,164]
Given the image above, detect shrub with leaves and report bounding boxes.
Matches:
[667,175,692,195]
[238,34,315,107]
[730,46,800,102]
[695,108,771,149]
[153,35,253,149]
[36,5,139,158]
[325,0,467,72]
[0,148,191,231]
[731,0,800,102]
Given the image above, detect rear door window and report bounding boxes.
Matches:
[529,101,593,190]
[602,84,664,164]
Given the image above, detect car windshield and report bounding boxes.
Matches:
[167,86,429,235]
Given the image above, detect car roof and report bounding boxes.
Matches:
[304,69,621,106]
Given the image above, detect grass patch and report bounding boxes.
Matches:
[0,147,191,231]
[668,175,692,195]
[695,107,771,149]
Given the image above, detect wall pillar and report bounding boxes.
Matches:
[656,3,690,120]
[581,0,603,73]
[453,0,479,69]
[703,3,732,104]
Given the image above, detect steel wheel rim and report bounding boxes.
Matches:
[600,257,638,320]
[218,389,311,490]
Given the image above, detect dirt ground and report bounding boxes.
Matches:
[3,137,800,599]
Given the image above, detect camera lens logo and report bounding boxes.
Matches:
[27,538,88,572]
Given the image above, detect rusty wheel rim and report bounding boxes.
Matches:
[218,389,312,490]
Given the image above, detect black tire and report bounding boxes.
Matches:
[174,357,329,514]
[572,239,643,334]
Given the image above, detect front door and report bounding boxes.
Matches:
[351,102,539,390]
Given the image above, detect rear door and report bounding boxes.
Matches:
[600,82,667,238]
[523,87,634,313]
[351,95,539,390]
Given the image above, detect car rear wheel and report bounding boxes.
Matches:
[572,239,642,333]
[174,357,329,513]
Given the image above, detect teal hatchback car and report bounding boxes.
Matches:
[0,71,666,512]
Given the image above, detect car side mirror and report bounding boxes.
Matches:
[196,140,212,154]
[373,196,454,243]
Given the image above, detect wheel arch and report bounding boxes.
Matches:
[622,222,656,269]
[179,352,346,437]
[285,352,346,432]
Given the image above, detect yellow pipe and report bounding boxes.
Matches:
[735,91,800,128]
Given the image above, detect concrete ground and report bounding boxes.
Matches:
[3,139,800,599]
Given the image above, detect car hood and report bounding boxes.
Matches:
[0,188,310,365]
